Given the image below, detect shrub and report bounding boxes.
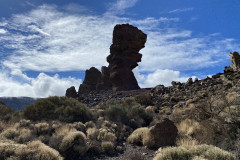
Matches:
[85,121,96,129]
[127,127,148,145]
[87,127,99,140]
[101,141,115,155]
[153,145,236,160]
[16,140,64,160]
[0,128,19,140]
[0,141,63,160]
[176,137,199,149]
[59,131,88,157]
[24,97,92,123]
[53,124,77,137]
[105,99,152,128]
[192,145,236,160]
[153,146,193,160]
[134,94,152,106]
[0,104,14,121]
[71,122,86,132]
[177,119,214,144]
[34,122,50,135]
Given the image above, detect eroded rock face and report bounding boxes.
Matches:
[78,67,102,94]
[65,86,78,98]
[107,24,147,91]
[143,118,178,148]
[67,24,147,96]
[229,52,240,71]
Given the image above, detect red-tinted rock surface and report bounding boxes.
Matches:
[65,86,78,98]
[107,24,147,91]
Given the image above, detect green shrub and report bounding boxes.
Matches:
[134,94,152,106]
[0,104,14,121]
[24,97,92,123]
[105,98,152,128]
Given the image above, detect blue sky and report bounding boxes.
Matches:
[0,0,240,97]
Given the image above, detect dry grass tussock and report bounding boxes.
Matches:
[154,144,236,160]
[127,127,148,145]
[177,119,214,144]
[0,140,63,160]
[59,131,88,157]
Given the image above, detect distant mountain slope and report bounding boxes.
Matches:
[0,97,37,111]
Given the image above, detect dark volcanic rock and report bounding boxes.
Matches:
[143,118,178,148]
[107,24,147,91]
[65,86,78,98]
[76,24,147,95]
[78,67,102,94]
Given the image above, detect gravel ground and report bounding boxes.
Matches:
[82,143,156,160]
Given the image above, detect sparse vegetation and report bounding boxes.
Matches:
[153,145,236,160]
[24,97,93,122]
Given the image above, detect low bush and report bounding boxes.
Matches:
[59,131,88,158]
[127,127,148,145]
[0,104,14,121]
[24,97,93,123]
[0,140,63,160]
[134,94,153,106]
[101,141,115,155]
[105,98,152,128]
[153,145,236,160]
[177,119,214,144]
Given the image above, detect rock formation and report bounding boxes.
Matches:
[107,24,147,91]
[65,86,78,98]
[229,51,240,71]
[78,67,102,94]
[67,24,147,96]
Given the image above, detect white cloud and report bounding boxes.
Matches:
[0,71,81,98]
[169,8,194,14]
[0,2,239,97]
[135,69,195,88]
[0,29,7,34]
[106,0,139,15]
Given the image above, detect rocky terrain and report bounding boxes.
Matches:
[0,24,239,160]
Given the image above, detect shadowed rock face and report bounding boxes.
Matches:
[78,67,102,94]
[66,24,147,96]
[65,86,78,98]
[107,24,147,91]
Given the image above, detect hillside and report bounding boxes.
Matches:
[0,24,239,160]
[0,97,37,111]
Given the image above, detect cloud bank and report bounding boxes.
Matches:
[0,1,239,97]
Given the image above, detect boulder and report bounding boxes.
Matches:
[65,86,78,98]
[143,118,178,148]
[107,24,147,91]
